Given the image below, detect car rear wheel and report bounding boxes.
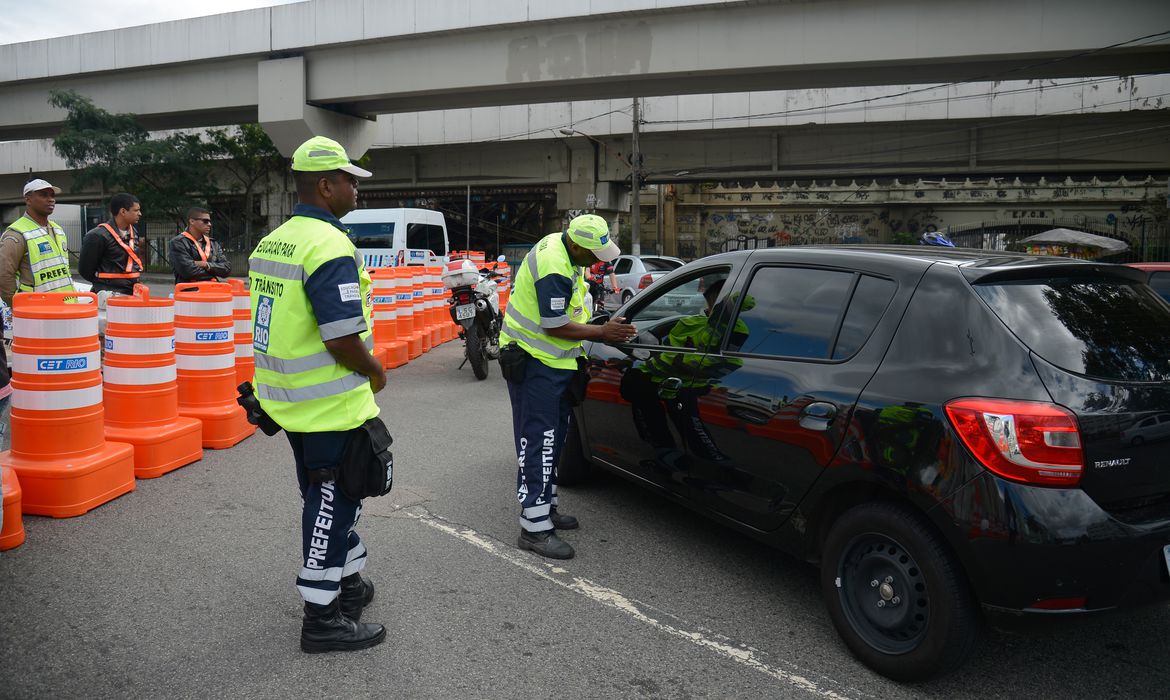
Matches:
[556,415,593,486]
[622,290,633,304]
[821,501,979,682]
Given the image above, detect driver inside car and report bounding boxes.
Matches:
[619,279,751,476]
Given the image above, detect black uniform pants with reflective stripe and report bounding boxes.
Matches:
[506,355,573,533]
[288,428,368,605]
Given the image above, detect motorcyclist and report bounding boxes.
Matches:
[586,259,618,310]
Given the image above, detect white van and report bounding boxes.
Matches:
[340,208,450,269]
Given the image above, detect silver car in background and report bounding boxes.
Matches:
[612,255,685,305]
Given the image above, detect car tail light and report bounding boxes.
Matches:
[944,398,1083,487]
[1029,596,1088,611]
[638,274,653,289]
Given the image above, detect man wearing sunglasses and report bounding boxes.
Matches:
[169,207,231,283]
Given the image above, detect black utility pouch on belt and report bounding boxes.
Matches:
[335,417,395,501]
[499,343,529,383]
[564,357,591,407]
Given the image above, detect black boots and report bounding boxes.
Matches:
[518,530,575,559]
[300,598,386,654]
[339,573,375,621]
[549,506,578,530]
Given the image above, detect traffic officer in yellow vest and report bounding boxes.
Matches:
[500,214,636,559]
[248,135,387,653]
[0,179,77,307]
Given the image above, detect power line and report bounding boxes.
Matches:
[642,31,1170,126]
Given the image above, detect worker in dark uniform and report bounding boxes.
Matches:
[79,192,144,334]
[169,206,231,283]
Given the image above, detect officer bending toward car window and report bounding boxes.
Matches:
[248,136,388,653]
[499,214,636,559]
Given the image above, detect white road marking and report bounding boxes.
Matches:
[405,508,860,699]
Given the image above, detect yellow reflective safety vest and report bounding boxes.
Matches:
[248,215,378,433]
[6,215,76,294]
[500,232,590,370]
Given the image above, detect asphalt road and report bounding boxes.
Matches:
[1,341,1167,699]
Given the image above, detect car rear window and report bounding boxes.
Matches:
[973,276,1170,382]
[1148,271,1170,304]
[643,258,682,272]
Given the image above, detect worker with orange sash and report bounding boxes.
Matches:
[168,206,231,283]
[79,192,146,333]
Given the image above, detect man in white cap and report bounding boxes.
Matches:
[0,178,77,306]
[498,214,637,559]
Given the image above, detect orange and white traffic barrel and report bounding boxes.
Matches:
[0,292,135,518]
[103,285,203,478]
[0,466,25,550]
[410,268,430,355]
[174,282,255,449]
[393,267,419,360]
[370,268,407,369]
[425,265,447,346]
[494,262,511,311]
[227,279,255,387]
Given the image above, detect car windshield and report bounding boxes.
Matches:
[973,276,1170,382]
[643,258,682,272]
[347,222,394,248]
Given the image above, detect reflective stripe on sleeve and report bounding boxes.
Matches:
[102,364,177,386]
[12,384,103,411]
[318,317,366,341]
[175,353,237,371]
[256,372,368,403]
[14,316,98,339]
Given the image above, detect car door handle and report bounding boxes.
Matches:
[798,402,838,431]
[727,405,771,425]
[657,377,683,399]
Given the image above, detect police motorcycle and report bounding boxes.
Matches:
[443,255,506,380]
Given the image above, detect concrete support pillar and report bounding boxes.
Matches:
[555,135,624,237]
[258,57,376,158]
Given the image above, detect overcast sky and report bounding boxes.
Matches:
[0,0,302,45]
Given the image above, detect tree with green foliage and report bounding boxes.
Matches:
[204,123,286,249]
[49,89,217,225]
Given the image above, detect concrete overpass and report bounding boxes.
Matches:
[2,0,1169,155]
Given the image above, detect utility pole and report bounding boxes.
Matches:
[630,97,642,256]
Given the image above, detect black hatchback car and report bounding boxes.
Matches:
[559,246,1170,681]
